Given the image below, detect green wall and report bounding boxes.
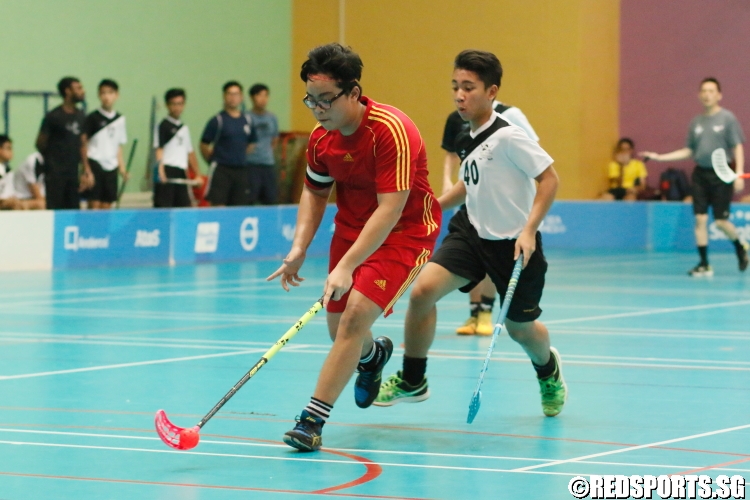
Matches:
[0,0,291,192]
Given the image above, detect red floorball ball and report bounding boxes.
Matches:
[179,428,200,450]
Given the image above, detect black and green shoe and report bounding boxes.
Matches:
[373,370,430,407]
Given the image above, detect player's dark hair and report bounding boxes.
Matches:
[57,77,80,98]
[98,79,119,92]
[617,137,634,150]
[223,81,243,93]
[300,43,364,95]
[454,50,503,89]
[164,88,186,104]
[249,83,269,96]
[700,77,721,92]
[0,135,11,147]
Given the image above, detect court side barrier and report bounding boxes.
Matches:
[1,202,748,272]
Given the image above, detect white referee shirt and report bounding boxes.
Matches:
[155,116,193,169]
[13,152,45,199]
[85,108,127,171]
[457,113,553,240]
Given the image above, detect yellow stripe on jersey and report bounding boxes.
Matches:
[384,248,431,314]
[370,107,411,191]
[367,115,406,190]
[311,126,329,167]
[422,193,439,235]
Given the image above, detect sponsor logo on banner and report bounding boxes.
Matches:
[134,230,161,248]
[195,222,220,253]
[240,217,259,251]
[709,209,750,241]
[539,215,567,234]
[282,224,295,242]
[63,226,110,251]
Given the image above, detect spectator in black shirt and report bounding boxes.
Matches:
[36,77,90,209]
[200,81,257,206]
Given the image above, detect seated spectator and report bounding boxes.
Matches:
[600,138,648,201]
[0,135,16,209]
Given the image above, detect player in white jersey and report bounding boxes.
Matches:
[82,79,128,209]
[154,88,201,208]
[376,50,567,417]
[441,100,540,336]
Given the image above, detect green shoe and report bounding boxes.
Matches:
[538,347,567,417]
[373,370,430,407]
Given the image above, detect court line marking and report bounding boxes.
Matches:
[544,299,750,325]
[2,334,748,368]
[0,440,593,477]
[513,423,750,472]
[5,428,750,473]
[0,471,424,500]
[0,347,283,380]
[4,417,749,460]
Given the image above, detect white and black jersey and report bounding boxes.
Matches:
[0,162,12,199]
[85,109,127,171]
[155,116,193,169]
[13,152,45,199]
[456,113,553,240]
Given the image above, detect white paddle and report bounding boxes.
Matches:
[711,148,750,183]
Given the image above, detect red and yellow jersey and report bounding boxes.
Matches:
[305,96,440,244]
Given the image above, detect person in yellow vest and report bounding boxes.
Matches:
[601,138,647,201]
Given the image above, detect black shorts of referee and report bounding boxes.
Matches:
[88,158,119,203]
[154,165,192,208]
[206,164,250,206]
[692,165,733,220]
[430,207,548,323]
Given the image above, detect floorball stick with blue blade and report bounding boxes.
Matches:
[467,254,524,424]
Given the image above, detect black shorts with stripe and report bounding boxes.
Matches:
[430,207,547,323]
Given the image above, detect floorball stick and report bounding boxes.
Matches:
[155,298,324,450]
[467,255,524,424]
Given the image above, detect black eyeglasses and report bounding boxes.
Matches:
[302,91,345,110]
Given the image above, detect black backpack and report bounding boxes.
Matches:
[659,168,691,201]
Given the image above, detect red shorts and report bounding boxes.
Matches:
[327,234,437,317]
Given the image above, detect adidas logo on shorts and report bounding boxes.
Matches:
[343,153,354,162]
[374,279,386,291]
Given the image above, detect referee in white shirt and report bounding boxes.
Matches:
[154,89,201,208]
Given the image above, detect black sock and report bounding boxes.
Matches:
[480,295,495,313]
[305,397,332,422]
[533,352,557,379]
[469,302,480,318]
[733,239,747,255]
[358,342,383,372]
[402,356,427,386]
[698,246,708,266]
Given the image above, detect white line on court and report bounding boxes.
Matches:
[5,428,750,473]
[0,348,277,381]
[545,299,750,325]
[0,428,750,471]
[513,423,750,472]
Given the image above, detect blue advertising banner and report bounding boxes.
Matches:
[170,205,337,265]
[649,202,750,252]
[53,210,171,269]
[539,202,648,250]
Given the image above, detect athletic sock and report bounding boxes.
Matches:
[479,295,495,313]
[698,246,709,266]
[533,352,557,380]
[402,356,427,386]
[305,397,332,422]
[358,341,383,372]
[468,302,480,318]
[733,239,747,255]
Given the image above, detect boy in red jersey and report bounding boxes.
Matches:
[268,43,441,451]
